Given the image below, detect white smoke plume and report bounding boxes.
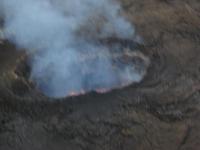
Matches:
[0,0,142,98]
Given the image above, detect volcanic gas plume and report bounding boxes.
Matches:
[0,0,148,98]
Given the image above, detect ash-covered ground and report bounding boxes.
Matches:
[0,0,200,150]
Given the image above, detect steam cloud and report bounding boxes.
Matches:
[0,0,143,98]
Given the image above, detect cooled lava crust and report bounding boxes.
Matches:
[0,0,200,150]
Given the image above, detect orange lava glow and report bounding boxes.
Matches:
[68,87,116,97]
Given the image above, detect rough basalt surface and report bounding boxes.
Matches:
[0,0,200,150]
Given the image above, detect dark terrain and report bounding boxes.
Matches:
[0,0,200,149]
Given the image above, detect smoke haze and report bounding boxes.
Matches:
[0,0,143,98]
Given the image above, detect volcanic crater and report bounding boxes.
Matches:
[12,38,150,98]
